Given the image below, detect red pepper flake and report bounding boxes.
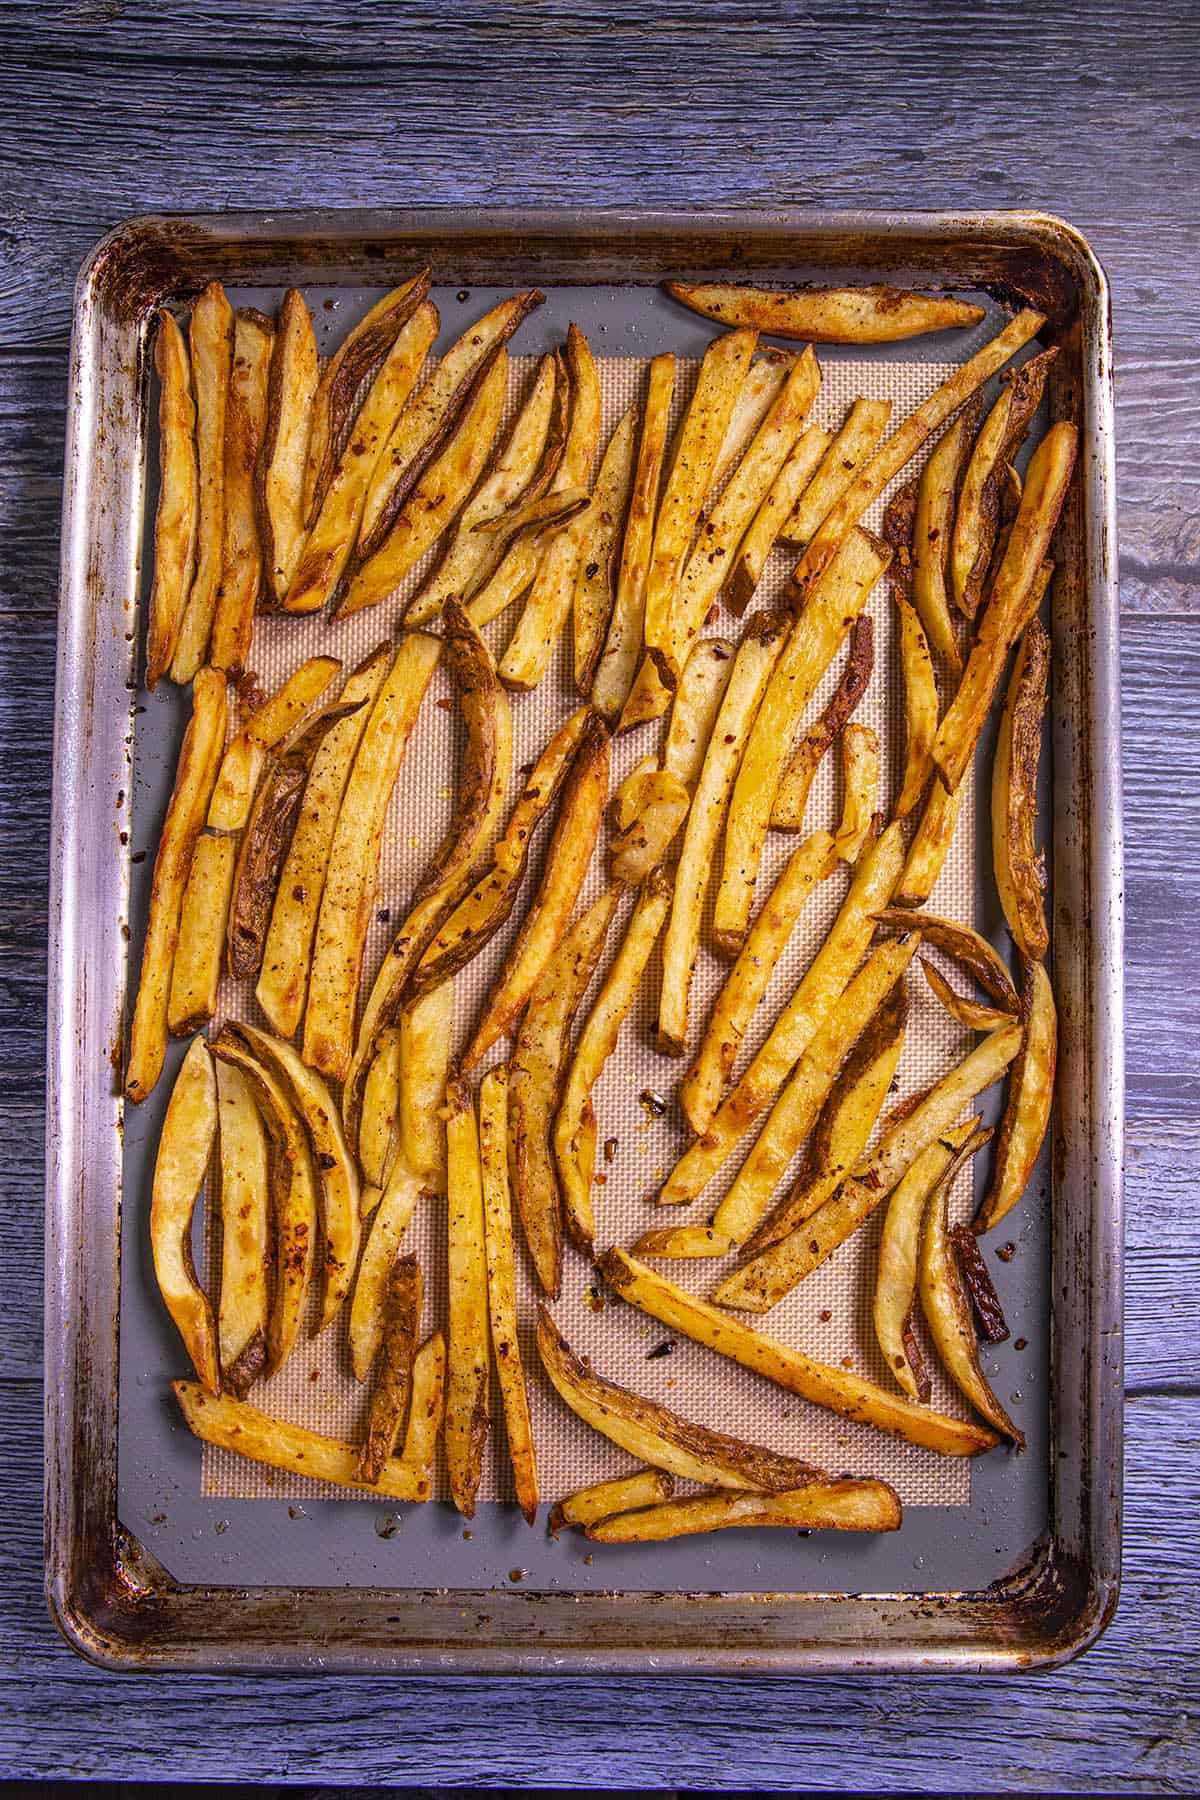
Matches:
[996,1242,1017,1263]
[604,1137,618,1163]
[436,696,453,710]
[818,1308,832,1322]
[1014,1337,1028,1351]
[508,1568,526,1583]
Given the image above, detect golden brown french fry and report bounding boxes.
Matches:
[592,353,675,722]
[215,1058,271,1400]
[780,397,891,545]
[894,780,964,907]
[599,1248,998,1457]
[167,831,235,1035]
[574,403,639,693]
[873,1116,982,1401]
[631,1224,733,1259]
[258,288,319,605]
[478,1067,538,1523]
[952,349,1057,620]
[660,612,786,1049]
[661,820,905,1205]
[725,425,831,617]
[932,422,1076,793]
[208,654,342,832]
[255,643,391,1037]
[975,957,1057,1234]
[358,1027,402,1190]
[680,829,836,1136]
[537,1308,821,1490]
[770,615,874,831]
[445,1079,491,1518]
[893,592,938,819]
[170,282,235,683]
[349,1153,425,1381]
[209,308,274,673]
[872,907,1019,1012]
[401,1331,447,1470]
[303,631,441,1080]
[922,958,1016,1032]
[588,1479,902,1541]
[707,349,799,495]
[549,1468,675,1533]
[833,724,879,863]
[508,888,619,1297]
[399,980,453,1189]
[713,528,890,954]
[225,752,309,981]
[555,872,671,1252]
[911,402,981,674]
[607,769,691,886]
[282,302,438,615]
[460,714,609,1071]
[146,311,198,688]
[662,638,736,783]
[663,280,985,343]
[357,1252,422,1485]
[126,666,227,1102]
[790,310,1047,607]
[150,1036,219,1393]
[992,619,1051,961]
[172,1380,430,1501]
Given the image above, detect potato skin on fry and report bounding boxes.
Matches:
[992,619,1051,962]
[586,1479,902,1541]
[258,288,318,605]
[664,280,985,344]
[975,956,1057,1235]
[146,310,198,688]
[150,1036,220,1393]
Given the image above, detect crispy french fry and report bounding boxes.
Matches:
[660,612,786,1050]
[714,528,890,954]
[894,780,964,907]
[445,1079,491,1518]
[574,403,639,693]
[357,1252,422,1485]
[258,288,319,604]
[556,872,671,1252]
[537,1308,821,1490]
[399,981,454,1189]
[208,654,342,832]
[922,958,1016,1032]
[770,615,874,832]
[707,349,798,494]
[215,1058,271,1399]
[932,422,1076,793]
[460,714,609,1071]
[401,1331,447,1470]
[282,302,438,615]
[167,830,236,1034]
[680,829,837,1136]
[358,1028,401,1190]
[992,619,1051,961]
[664,280,985,344]
[662,638,736,783]
[661,820,905,1205]
[975,957,1057,1234]
[508,888,619,1297]
[170,282,235,683]
[893,591,938,819]
[150,1036,219,1392]
[549,1468,675,1533]
[872,907,1019,1012]
[592,353,675,722]
[725,425,831,617]
[225,753,309,980]
[911,401,981,674]
[631,1224,733,1259]
[303,631,441,1080]
[479,1067,538,1523]
[790,310,1047,607]
[126,666,227,1102]
[608,771,690,887]
[209,308,274,673]
[599,1248,998,1457]
[952,349,1057,620]
[146,311,198,688]
[173,1381,430,1501]
[349,1153,425,1382]
[781,397,891,545]
[588,1479,902,1541]
[833,724,879,862]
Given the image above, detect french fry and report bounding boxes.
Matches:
[707,349,799,495]
[460,714,609,1071]
[592,353,675,722]
[894,780,964,907]
[357,1252,422,1485]
[167,830,236,1034]
[893,591,938,819]
[508,888,619,1297]
[588,1479,902,1541]
[713,528,890,954]
[680,829,837,1136]
[660,612,787,1050]
[303,631,441,1080]
[922,958,1016,1032]
[770,615,874,832]
[631,1224,733,1259]
[255,643,391,1037]
[952,349,1057,620]
[874,1117,983,1401]
[282,301,438,615]
[225,752,309,980]
[607,768,690,885]
[126,666,227,1102]
[349,1154,425,1381]
[399,980,454,1188]
[479,1067,539,1523]
[790,310,1047,607]
[537,1308,821,1491]
[662,637,736,783]
[833,724,879,863]
[209,308,274,673]
[780,397,891,545]
[258,288,319,605]
[711,932,920,1249]
[150,1036,219,1393]
[931,422,1077,793]
[401,1331,447,1470]
[599,1249,998,1457]
[661,820,905,1205]
[975,957,1057,1234]
[910,401,981,674]
[172,1381,430,1501]
[725,424,832,618]
[215,1058,271,1399]
[992,619,1051,961]
[549,1468,675,1534]
[953,1224,1011,1342]
[208,654,342,833]
[573,403,639,692]
[872,907,1019,1012]
[663,280,985,344]
[445,1080,490,1518]
[359,1027,401,1190]
[170,282,235,683]
[555,872,671,1251]
[146,311,198,688]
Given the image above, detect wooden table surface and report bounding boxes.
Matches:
[3,3,1196,1789]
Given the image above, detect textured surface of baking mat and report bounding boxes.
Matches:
[202,347,983,1509]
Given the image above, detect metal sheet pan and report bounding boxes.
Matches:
[44,208,1122,1673]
